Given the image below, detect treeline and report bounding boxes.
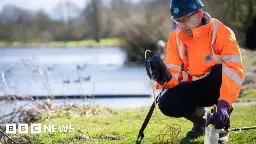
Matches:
[203,0,256,49]
[0,0,171,43]
[0,0,255,63]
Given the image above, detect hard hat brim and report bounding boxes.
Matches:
[171,3,204,19]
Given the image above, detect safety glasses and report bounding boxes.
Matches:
[174,11,198,25]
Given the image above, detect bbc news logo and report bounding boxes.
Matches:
[6,123,75,134]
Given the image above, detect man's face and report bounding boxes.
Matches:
[174,11,202,36]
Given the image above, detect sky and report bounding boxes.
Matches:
[0,0,141,12]
[0,0,86,12]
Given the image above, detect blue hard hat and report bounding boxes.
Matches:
[170,0,204,19]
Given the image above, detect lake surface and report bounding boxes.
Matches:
[0,47,157,113]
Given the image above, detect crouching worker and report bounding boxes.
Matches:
[146,0,245,143]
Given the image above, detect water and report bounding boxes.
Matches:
[0,47,156,113]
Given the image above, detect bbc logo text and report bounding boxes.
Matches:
[6,123,75,134]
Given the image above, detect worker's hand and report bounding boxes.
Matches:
[152,69,172,84]
[144,59,164,83]
[144,54,172,83]
[152,69,162,83]
[212,100,230,130]
[144,55,162,80]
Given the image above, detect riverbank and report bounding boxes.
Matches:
[0,46,255,143]
[3,103,256,144]
[0,38,123,48]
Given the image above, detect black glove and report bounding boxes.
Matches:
[144,55,172,83]
[152,69,161,82]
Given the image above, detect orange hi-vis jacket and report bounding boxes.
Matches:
[156,13,245,105]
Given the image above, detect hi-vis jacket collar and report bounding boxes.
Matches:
[178,12,213,41]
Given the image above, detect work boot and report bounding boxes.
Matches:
[185,107,209,139]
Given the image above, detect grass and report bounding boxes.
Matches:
[241,50,256,69]
[239,49,256,101]
[10,104,256,144]
[0,40,8,47]
[0,38,124,48]
[237,90,256,101]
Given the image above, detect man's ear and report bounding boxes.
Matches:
[198,10,203,20]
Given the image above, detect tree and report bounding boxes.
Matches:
[204,0,256,48]
[83,0,102,42]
